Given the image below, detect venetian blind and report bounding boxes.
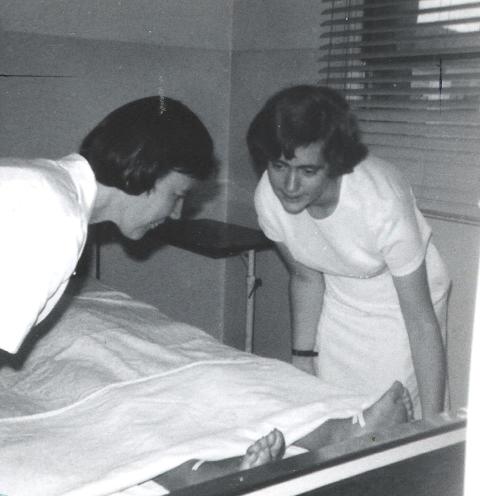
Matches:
[318,0,480,220]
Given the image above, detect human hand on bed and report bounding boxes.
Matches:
[292,355,316,375]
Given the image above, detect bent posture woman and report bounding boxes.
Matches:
[0,96,216,354]
[247,85,451,420]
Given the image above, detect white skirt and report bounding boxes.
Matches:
[314,259,449,419]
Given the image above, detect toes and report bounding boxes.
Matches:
[242,430,286,469]
[378,381,404,405]
[246,440,261,457]
[389,381,405,398]
[391,384,413,423]
[268,429,286,459]
[242,443,261,469]
[249,438,271,467]
[402,388,415,421]
[257,434,270,451]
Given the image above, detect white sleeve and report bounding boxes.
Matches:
[372,169,431,277]
[253,172,284,243]
[0,161,88,354]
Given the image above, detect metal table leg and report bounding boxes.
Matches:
[245,249,256,353]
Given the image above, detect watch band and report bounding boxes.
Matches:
[292,349,318,357]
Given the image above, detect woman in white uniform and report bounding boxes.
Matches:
[0,96,216,355]
[248,85,451,419]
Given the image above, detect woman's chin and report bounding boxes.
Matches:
[281,202,306,215]
[122,226,148,241]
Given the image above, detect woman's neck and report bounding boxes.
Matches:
[89,182,117,225]
[307,176,342,219]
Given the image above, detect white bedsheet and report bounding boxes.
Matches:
[0,285,375,496]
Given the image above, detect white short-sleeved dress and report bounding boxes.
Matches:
[0,154,97,354]
[255,156,451,417]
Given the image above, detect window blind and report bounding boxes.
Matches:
[319,0,480,220]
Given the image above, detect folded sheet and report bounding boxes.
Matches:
[0,285,374,496]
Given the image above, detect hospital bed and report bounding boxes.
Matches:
[0,278,466,496]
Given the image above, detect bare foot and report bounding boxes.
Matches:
[402,385,415,421]
[155,429,286,491]
[240,429,286,469]
[361,381,412,435]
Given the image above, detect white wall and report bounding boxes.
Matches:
[427,217,480,409]
[1,0,232,49]
[0,0,233,340]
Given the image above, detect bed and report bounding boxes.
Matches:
[0,278,466,496]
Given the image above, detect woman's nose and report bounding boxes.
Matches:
[285,170,299,193]
[169,198,184,220]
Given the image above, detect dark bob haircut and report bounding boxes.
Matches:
[246,85,368,178]
[79,96,216,195]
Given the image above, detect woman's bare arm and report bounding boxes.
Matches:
[392,260,447,418]
[276,243,325,375]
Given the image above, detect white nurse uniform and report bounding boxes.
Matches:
[255,156,450,418]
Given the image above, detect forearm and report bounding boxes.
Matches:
[407,318,447,418]
[275,243,324,374]
[288,272,324,375]
[392,262,448,419]
[289,273,324,351]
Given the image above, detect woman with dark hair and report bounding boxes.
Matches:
[248,85,451,420]
[81,96,216,239]
[0,95,216,355]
